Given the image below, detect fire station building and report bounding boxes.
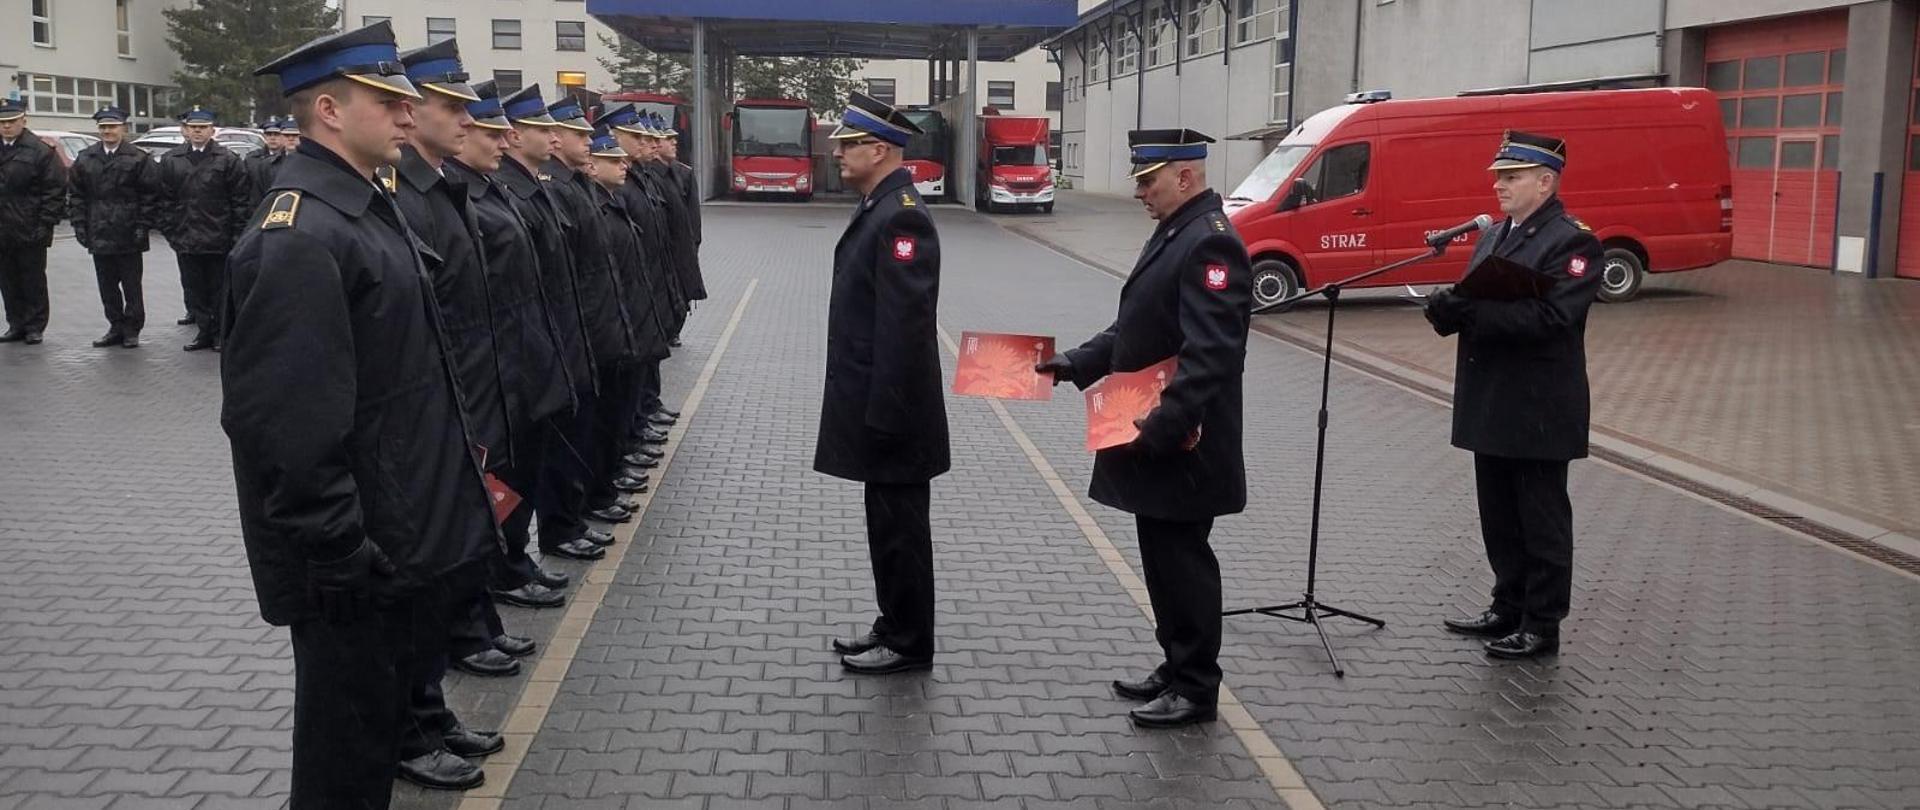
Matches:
[1053,0,1920,280]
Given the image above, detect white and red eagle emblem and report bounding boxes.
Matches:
[1567,256,1588,277]
[892,236,917,261]
[1204,264,1229,291]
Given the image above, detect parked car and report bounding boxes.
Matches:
[35,130,101,168]
[1226,87,1733,307]
[132,126,265,160]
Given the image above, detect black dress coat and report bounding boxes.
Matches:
[547,160,637,366]
[1063,190,1251,522]
[67,141,157,255]
[670,160,702,244]
[494,157,595,394]
[0,131,65,249]
[387,147,513,470]
[243,149,287,206]
[642,162,706,302]
[220,141,496,626]
[813,168,950,484]
[446,159,574,434]
[589,180,671,363]
[1442,196,1603,461]
[619,163,688,330]
[155,141,251,254]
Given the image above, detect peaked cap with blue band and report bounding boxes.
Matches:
[589,128,626,158]
[598,104,648,136]
[1489,130,1566,172]
[255,20,419,100]
[502,86,557,126]
[547,97,593,132]
[92,107,129,124]
[0,99,24,122]
[400,38,479,103]
[1127,128,1214,178]
[829,91,921,147]
[647,112,675,138]
[465,80,509,130]
[179,106,217,125]
[259,117,283,134]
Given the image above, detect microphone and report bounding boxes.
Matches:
[1425,214,1495,248]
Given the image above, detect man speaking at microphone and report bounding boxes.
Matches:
[1424,131,1602,660]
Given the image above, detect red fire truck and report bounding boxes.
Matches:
[975,115,1054,213]
[727,98,815,201]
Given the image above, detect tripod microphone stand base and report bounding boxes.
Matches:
[1225,598,1385,677]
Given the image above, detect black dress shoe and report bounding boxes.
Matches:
[442,724,504,758]
[22,332,42,345]
[491,582,566,608]
[656,407,681,419]
[1112,672,1170,702]
[397,749,484,790]
[176,315,195,325]
[587,505,633,523]
[582,528,616,548]
[831,631,883,655]
[1129,692,1217,728]
[1443,610,1520,638]
[493,634,537,658]
[612,496,640,510]
[121,335,140,348]
[1485,630,1559,660]
[668,337,682,348]
[92,331,124,348]
[531,566,570,590]
[544,537,606,561]
[841,645,932,675]
[639,427,670,444]
[182,336,215,352]
[0,330,22,343]
[610,475,650,494]
[625,456,660,470]
[451,649,521,677]
[648,412,678,427]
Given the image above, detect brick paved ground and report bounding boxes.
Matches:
[1001,192,1920,540]
[4,206,1920,810]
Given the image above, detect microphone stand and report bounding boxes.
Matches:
[1226,244,1451,676]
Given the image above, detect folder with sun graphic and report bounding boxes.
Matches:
[1084,357,1178,452]
[953,331,1056,401]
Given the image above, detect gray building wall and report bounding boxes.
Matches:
[1356,0,1530,98]
[1530,0,1664,81]
[1666,0,1861,29]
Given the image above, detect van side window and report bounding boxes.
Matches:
[1299,142,1370,205]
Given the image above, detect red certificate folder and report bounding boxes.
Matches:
[1084,357,1177,452]
[474,445,521,526]
[953,331,1056,401]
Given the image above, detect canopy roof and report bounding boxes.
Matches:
[587,0,1077,60]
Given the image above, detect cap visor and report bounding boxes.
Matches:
[592,147,628,158]
[1488,159,1544,171]
[612,123,648,135]
[1128,162,1169,179]
[346,72,423,100]
[0,112,26,122]
[469,115,510,130]
[556,119,594,132]
[423,81,482,103]
[827,123,871,140]
[510,113,558,127]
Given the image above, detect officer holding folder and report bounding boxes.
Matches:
[1425,131,1603,660]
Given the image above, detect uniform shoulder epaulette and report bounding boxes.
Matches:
[375,165,397,193]
[899,191,916,208]
[1205,211,1229,233]
[537,172,553,182]
[260,190,302,230]
[1564,214,1591,232]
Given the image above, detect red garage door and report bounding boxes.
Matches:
[1896,28,1920,279]
[1706,11,1846,268]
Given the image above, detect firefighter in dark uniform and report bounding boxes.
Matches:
[157,105,251,351]
[583,127,674,393]
[644,114,705,341]
[222,21,498,808]
[603,105,683,463]
[68,106,158,349]
[243,116,291,204]
[662,124,704,348]
[1427,131,1602,660]
[1037,129,1251,728]
[0,98,65,346]
[816,92,950,675]
[381,38,510,792]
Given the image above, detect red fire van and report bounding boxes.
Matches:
[1226,87,1733,307]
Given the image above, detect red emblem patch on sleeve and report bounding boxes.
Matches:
[892,236,917,262]
[1568,256,1588,277]
[1204,264,1229,291]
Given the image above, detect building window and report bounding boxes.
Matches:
[557,71,587,89]
[116,0,133,56]
[1184,0,1223,58]
[31,0,53,47]
[494,70,523,97]
[556,20,585,52]
[866,78,896,106]
[363,15,390,27]
[492,19,522,50]
[1271,32,1293,124]
[987,81,1016,108]
[21,73,173,120]
[1089,35,1108,83]
[1235,0,1279,46]
[427,17,456,46]
[1046,81,1062,111]
[1115,28,1139,77]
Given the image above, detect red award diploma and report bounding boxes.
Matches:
[1084,357,1177,452]
[953,331,1056,401]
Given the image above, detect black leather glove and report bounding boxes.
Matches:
[1034,354,1074,386]
[1424,288,1470,336]
[307,539,395,626]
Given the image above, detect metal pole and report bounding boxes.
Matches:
[692,19,711,200]
[961,27,979,209]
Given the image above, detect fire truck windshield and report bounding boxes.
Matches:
[992,145,1047,166]
[1230,144,1313,202]
[734,107,810,157]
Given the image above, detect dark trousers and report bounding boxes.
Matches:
[288,593,424,810]
[92,252,145,335]
[1474,454,1574,634]
[863,481,935,659]
[178,252,225,340]
[537,396,597,548]
[489,427,551,591]
[1136,515,1222,705]
[0,246,50,333]
[633,360,664,435]
[401,564,485,761]
[586,363,639,509]
[453,588,506,658]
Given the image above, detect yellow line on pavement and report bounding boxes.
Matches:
[458,279,760,810]
[935,324,1326,810]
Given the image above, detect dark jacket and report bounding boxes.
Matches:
[670,160,702,244]
[1064,190,1251,521]
[589,180,671,362]
[813,168,950,484]
[447,159,574,434]
[548,160,637,366]
[156,141,251,254]
[244,149,287,206]
[1443,196,1604,461]
[387,148,514,470]
[220,141,496,626]
[643,162,706,301]
[0,131,66,249]
[494,157,596,394]
[67,141,157,255]
[620,163,689,330]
